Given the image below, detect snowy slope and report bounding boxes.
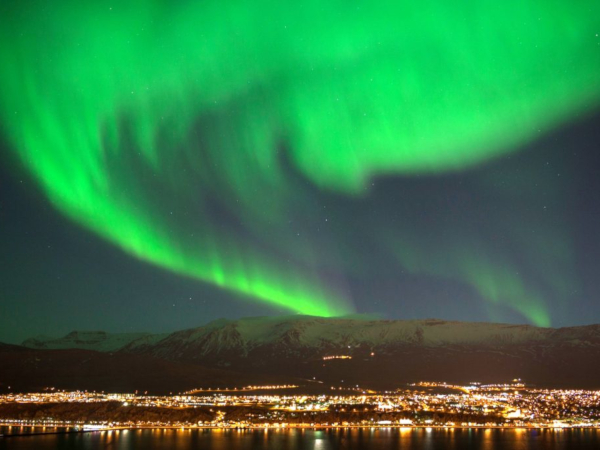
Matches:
[17,317,600,389]
[134,315,600,361]
[21,316,600,357]
[21,331,163,352]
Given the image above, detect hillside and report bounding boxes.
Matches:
[0,347,297,394]
[22,331,168,352]
[13,316,600,390]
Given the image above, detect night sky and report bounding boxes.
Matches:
[1,0,600,343]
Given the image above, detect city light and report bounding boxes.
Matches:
[1,381,599,431]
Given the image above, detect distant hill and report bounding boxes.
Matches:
[22,330,168,352]
[0,347,297,394]
[13,316,600,391]
[0,342,27,352]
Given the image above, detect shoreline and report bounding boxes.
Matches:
[2,423,600,434]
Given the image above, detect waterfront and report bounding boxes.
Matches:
[2,427,600,449]
[2,381,600,428]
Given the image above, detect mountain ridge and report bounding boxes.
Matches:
[15,316,600,390]
[22,316,600,353]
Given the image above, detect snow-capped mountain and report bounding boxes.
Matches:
[123,315,600,357]
[22,330,168,352]
[22,316,600,355]
[18,316,600,389]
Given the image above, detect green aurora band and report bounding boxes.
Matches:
[1,0,599,324]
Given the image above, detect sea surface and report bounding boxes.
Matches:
[1,427,600,449]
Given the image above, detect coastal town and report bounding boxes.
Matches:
[1,381,600,431]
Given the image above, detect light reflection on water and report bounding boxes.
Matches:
[1,427,600,450]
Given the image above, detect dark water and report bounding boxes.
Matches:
[1,427,600,449]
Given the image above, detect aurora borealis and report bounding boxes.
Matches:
[1,0,600,340]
